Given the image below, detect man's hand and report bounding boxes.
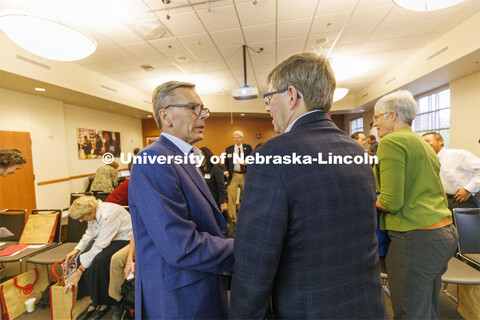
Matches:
[454,188,471,202]
[65,249,79,264]
[64,269,82,294]
[220,203,228,212]
[224,172,230,179]
[124,259,135,279]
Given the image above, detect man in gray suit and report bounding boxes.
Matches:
[230,53,387,319]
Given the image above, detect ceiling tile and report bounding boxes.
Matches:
[346,6,393,29]
[243,24,275,44]
[337,27,376,45]
[178,33,216,51]
[277,0,318,22]
[383,6,423,24]
[96,23,144,44]
[277,37,307,54]
[210,28,244,47]
[401,15,447,37]
[157,11,206,36]
[196,5,240,31]
[191,48,224,62]
[315,0,359,15]
[210,70,235,80]
[150,37,188,54]
[112,0,156,22]
[236,0,276,27]
[120,42,160,58]
[311,11,352,34]
[165,52,198,65]
[202,60,230,71]
[277,18,312,40]
[368,22,412,41]
[95,45,136,60]
[140,56,175,68]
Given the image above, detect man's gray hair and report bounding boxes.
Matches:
[267,53,336,112]
[152,81,195,129]
[233,130,244,138]
[374,90,417,126]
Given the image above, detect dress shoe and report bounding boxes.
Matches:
[91,306,110,320]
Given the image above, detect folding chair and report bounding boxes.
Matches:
[0,209,63,273]
[95,192,110,202]
[441,257,480,303]
[0,209,26,241]
[453,208,480,267]
[27,215,88,268]
[70,192,94,205]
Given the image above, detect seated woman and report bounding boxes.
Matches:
[373,90,458,319]
[90,161,119,193]
[65,196,132,320]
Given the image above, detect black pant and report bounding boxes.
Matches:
[78,240,129,306]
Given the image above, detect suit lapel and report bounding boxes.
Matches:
[158,136,223,218]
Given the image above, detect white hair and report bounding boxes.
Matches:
[233,131,244,138]
[374,90,417,126]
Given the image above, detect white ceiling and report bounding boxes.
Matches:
[1,0,479,98]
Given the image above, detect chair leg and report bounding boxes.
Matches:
[442,283,458,303]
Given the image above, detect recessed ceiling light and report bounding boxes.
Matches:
[147,115,152,118]
[0,12,96,61]
[393,0,465,11]
[240,113,246,116]
[315,37,329,45]
[35,87,45,92]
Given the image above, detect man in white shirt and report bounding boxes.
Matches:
[423,132,480,210]
[224,131,252,236]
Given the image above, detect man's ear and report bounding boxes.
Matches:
[287,86,301,110]
[159,109,172,128]
[440,139,444,147]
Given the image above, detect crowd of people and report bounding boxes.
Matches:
[3,51,480,320]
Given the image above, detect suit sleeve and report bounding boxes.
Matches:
[130,157,234,274]
[213,165,226,204]
[230,158,288,319]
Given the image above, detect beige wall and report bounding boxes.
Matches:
[449,71,480,157]
[0,88,142,209]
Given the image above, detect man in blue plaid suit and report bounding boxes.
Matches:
[230,53,387,319]
[129,81,234,319]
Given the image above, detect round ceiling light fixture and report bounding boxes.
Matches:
[333,88,349,102]
[393,0,465,11]
[0,12,96,61]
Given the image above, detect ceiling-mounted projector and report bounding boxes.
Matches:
[232,45,258,100]
[232,86,258,100]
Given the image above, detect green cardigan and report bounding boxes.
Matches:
[374,129,451,231]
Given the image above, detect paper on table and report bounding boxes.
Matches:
[0,227,14,238]
[28,244,46,249]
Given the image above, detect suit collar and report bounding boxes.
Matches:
[290,110,331,131]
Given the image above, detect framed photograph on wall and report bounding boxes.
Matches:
[77,128,121,159]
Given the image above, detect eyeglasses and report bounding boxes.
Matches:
[373,112,389,122]
[166,104,210,117]
[263,89,302,106]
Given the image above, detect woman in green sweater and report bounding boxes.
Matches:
[373,90,458,320]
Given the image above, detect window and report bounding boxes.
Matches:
[349,117,363,135]
[413,88,450,147]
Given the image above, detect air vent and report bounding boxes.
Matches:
[16,55,51,70]
[385,77,396,85]
[427,46,448,61]
[100,84,117,93]
[127,19,167,41]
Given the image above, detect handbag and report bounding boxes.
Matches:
[49,261,91,320]
[457,284,480,319]
[0,266,50,320]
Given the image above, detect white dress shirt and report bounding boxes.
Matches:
[75,200,132,268]
[234,144,244,173]
[437,147,480,195]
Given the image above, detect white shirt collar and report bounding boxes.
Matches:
[162,132,194,155]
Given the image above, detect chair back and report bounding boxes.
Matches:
[70,192,93,205]
[66,216,88,242]
[95,192,110,202]
[453,208,480,254]
[32,209,63,243]
[0,209,27,241]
